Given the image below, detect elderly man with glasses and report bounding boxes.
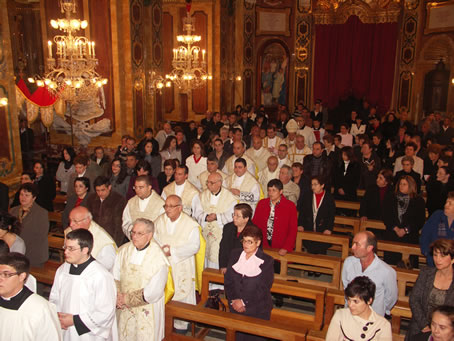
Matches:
[154,194,202,334]
[114,218,170,341]
[65,205,117,272]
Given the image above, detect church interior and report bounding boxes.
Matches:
[0,0,454,340]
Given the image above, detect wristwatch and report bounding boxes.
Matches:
[404,227,409,234]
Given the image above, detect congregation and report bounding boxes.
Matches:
[1,102,454,341]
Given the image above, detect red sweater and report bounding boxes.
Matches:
[252,195,298,252]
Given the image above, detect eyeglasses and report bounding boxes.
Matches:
[232,214,244,218]
[62,246,82,252]
[130,231,150,238]
[163,204,181,209]
[241,239,255,246]
[0,272,19,279]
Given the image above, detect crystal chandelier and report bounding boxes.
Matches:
[148,71,171,96]
[29,0,107,102]
[166,4,212,93]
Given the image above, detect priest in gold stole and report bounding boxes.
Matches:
[223,158,261,212]
[122,175,164,239]
[192,173,237,269]
[114,218,169,341]
[154,195,201,333]
[161,165,200,217]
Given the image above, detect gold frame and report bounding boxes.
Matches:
[256,7,291,36]
[425,0,454,34]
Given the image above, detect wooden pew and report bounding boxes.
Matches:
[335,200,360,216]
[391,301,412,335]
[48,211,62,225]
[377,240,424,266]
[199,268,325,331]
[264,249,342,290]
[165,301,307,341]
[30,260,61,285]
[333,215,361,236]
[48,233,65,262]
[359,218,386,232]
[295,231,350,260]
[394,267,419,302]
[324,288,345,328]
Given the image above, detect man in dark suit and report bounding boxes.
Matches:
[0,182,9,212]
[86,176,127,246]
[438,117,454,146]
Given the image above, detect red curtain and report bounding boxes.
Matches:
[314,15,398,112]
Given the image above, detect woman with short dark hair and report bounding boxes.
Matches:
[61,177,90,228]
[224,224,274,341]
[326,276,392,340]
[0,211,24,254]
[408,239,454,339]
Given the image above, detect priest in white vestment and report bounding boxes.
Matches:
[114,218,169,341]
[222,141,256,177]
[289,135,312,164]
[276,144,292,168]
[66,206,117,272]
[263,125,284,155]
[50,229,117,341]
[0,252,62,341]
[122,175,164,238]
[161,165,199,217]
[258,156,280,197]
[155,195,200,332]
[223,158,261,212]
[198,155,227,191]
[296,116,315,148]
[284,119,299,147]
[245,136,272,172]
[192,173,237,269]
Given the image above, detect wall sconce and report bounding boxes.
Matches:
[235,75,242,81]
[0,98,8,106]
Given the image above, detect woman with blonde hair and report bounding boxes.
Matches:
[382,175,425,267]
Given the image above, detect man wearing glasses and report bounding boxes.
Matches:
[122,175,164,239]
[0,252,62,340]
[114,218,169,341]
[50,229,117,340]
[192,172,237,269]
[155,195,201,334]
[66,206,117,272]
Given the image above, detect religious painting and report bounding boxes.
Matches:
[259,41,289,107]
[425,0,454,34]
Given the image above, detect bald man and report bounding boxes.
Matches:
[258,156,280,197]
[154,195,200,332]
[155,122,175,150]
[245,136,272,172]
[192,173,237,269]
[222,141,256,176]
[65,206,117,271]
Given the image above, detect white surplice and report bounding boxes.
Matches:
[49,260,118,341]
[0,289,62,341]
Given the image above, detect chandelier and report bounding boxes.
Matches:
[29,0,107,102]
[166,4,211,93]
[148,71,171,96]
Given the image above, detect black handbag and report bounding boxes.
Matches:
[205,289,226,311]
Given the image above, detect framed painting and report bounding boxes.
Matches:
[425,0,454,34]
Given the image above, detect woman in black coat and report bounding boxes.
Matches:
[219,203,254,273]
[333,146,360,202]
[298,175,335,255]
[224,224,274,341]
[32,161,56,212]
[383,175,426,267]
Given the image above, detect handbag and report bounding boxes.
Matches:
[205,289,226,311]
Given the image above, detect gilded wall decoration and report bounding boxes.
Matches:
[243,0,255,105]
[294,15,311,106]
[313,0,401,24]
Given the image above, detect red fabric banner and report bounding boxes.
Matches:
[314,15,398,112]
[16,78,58,107]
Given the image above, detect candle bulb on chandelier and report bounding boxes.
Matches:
[92,42,95,57]
[88,41,92,56]
[48,41,52,58]
[202,49,206,62]
[194,49,198,61]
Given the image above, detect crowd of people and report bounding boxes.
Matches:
[1,102,454,340]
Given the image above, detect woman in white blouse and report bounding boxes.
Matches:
[185,140,207,190]
[326,276,392,341]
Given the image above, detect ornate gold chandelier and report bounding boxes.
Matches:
[166,4,211,93]
[29,0,107,102]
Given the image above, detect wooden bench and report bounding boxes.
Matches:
[335,200,361,215]
[264,248,342,290]
[165,301,307,341]
[391,301,412,334]
[48,211,62,224]
[333,215,361,236]
[394,267,419,302]
[377,240,424,266]
[48,233,65,262]
[200,268,325,331]
[359,218,386,233]
[30,260,61,285]
[295,231,350,260]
